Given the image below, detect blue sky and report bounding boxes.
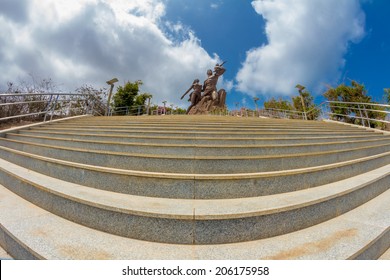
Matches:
[0,0,389,110]
[342,0,390,102]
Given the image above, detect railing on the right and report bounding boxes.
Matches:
[312,101,390,130]
[227,101,390,131]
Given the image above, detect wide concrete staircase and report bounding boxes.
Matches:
[0,115,389,259]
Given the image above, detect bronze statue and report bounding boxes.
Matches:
[181,79,202,114]
[182,62,227,114]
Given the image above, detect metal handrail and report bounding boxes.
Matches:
[108,105,147,116]
[0,93,86,97]
[260,100,389,130]
[0,92,106,123]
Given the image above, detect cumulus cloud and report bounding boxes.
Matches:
[236,0,365,97]
[0,0,219,106]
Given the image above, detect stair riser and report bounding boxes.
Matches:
[1,139,390,173]
[17,130,388,145]
[0,147,389,199]
[1,169,388,244]
[7,134,390,157]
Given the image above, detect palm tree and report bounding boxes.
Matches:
[253,97,260,111]
[162,101,167,114]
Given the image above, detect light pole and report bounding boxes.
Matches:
[253,97,259,111]
[253,97,260,117]
[106,78,118,116]
[146,97,151,115]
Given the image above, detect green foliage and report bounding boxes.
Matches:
[324,80,371,103]
[292,88,320,120]
[174,107,187,114]
[323,81,385,128]
[112,80,143,113]
[111,81,156,115]
[264,97,293,111]
[135,93,152,107]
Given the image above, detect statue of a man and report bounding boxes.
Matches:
[181,62,227,114]
[202,64,226,101]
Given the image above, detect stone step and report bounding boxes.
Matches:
[46,122,364,131]
[56,116,380,133]
[379,248,390,259]
[1,115,389,259]
[1,158,389,244]
[1,137,390,173]
[0,245,13,260]
[27,126,375,138]
[17,129,389,145]
[6,133,390,157]
[1,182,388,259]
[0,144,389,199]
[62,115,369,128]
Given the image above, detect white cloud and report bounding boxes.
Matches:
[0,0,218,106]
[236,0,365,97]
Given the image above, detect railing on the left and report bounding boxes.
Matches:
[0,92,108,125]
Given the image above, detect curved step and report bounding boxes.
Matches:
[1,138,390,173]
[6,133,390,157]
[17,129,388,145]
[1,183,388,259]
[28,126,375,138]
[41,123,362,135]
[379,248,390,259]
[0,158,389,244]
[1,145,390,199]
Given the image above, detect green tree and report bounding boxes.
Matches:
[134,93,151,106]
[323,81,385,128]
[292,85,320,120]
[134,93,153,115]
[264,97,293,111]
[112,80,143,114]
[263,97,295,119]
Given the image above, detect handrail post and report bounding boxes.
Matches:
[43,94,54,122]
[49,94,60,121]
[357,104,365,127]
[363,104,370,128]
